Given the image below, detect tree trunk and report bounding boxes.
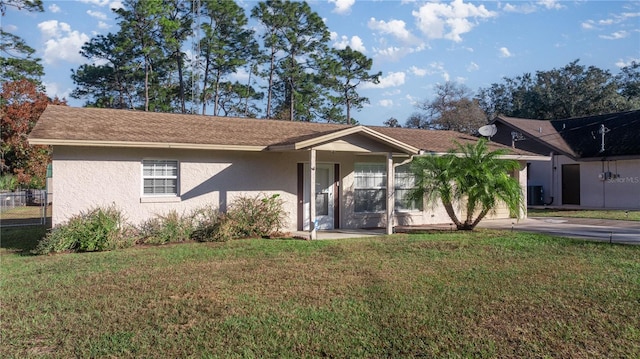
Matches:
[176,50,185,113]
[442,200,462,229]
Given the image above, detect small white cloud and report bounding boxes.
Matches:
[87,10,107,20]
[368,17,420,44]
[537,0,564,10]
[412,0,497,43]
[499,47,513,58]
[600,31,629,40]
[43,81,71,100]
[37,20,90,64]
[466,62,479,72]
[581,20,595,30]
[328,0,355,15]
[409,66,427,77]
[333,35,366,53]
[48,4,61,13]
[405,94,418,105]
[97,21,110,30]
[502,3,537,14]
[4,24,17,32]
[379,99,394,107]
[615,57,640,68]
[109,1,124,10]
[362,71,405,89]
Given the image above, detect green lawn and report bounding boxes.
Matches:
[529,208,640,221]
[1,229,639,358]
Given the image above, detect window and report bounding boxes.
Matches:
[142,160,178,196]
[354,163,386,213]
[354,162,422,213]
[394,164,422,212]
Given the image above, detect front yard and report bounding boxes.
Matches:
[1,228,639,358]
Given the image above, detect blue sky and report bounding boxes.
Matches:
[4,0,639,126]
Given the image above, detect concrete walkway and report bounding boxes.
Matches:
[477,217,640,245]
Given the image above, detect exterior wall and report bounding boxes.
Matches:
[528,154,640,209]
[51,146,520,232]
[52,146,303,229]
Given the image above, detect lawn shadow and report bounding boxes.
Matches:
[0,224,49,255]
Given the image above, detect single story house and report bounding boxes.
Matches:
[490,110,640,209]
[30,105,543,238]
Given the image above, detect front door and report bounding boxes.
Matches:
[562,164,580,205]
[302,163,334,230]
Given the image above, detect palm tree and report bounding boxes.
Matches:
[409,139,524,230]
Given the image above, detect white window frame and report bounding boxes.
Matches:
[354,163,387,213]
[394,163,422,212]
[141,159,179,198]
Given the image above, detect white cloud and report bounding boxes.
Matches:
[615,57,640,68]
[37,20,90,64]
[600,31,629,40]
[362,71,405,89]
[412,0,497,43]
[466,62,479,72]
[502,3,537,14]
[328,0,355,15]
[4,24,17,32]
[368,17,420,44]
[499,47,513,58]
[379,99,394,107]
[333,35,366,52]
[409,66,427,77]
[581,20,595,30]
[97,21,111,30]
[87,10,107,20]
[537,0,564,10]
[48,4,61,13]
[43,81,71,100]
[78,0,122,9]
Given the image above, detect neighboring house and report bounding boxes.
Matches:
[29,105,542,238]
[491,110,640,210]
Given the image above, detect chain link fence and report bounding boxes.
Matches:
[0,190,49,227]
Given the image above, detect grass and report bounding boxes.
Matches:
[529,208,640,221]
[0,205,51,220]
[1,229,639,358]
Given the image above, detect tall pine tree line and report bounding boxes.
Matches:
[71,0,380,123]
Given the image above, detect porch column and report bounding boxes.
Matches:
[309,148,317,240]
[386,152,394,235]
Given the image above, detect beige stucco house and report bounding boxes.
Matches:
[30,105,542,238]
[491,110,640,209]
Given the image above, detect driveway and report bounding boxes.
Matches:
[478,217,640,245]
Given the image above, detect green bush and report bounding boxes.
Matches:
[0,174,19,191]
[34,205,131,254]
[190,206,232,242]
[227,194,287,238]
[138,210,193,244]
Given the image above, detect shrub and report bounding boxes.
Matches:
[227,194,287,238]
[34,205,131,254]
[190,205,233,242]
[0,174,19,191]
[138,210,193,244]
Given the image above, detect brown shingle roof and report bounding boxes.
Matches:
[30,105,540,157]
[30,105,351,148]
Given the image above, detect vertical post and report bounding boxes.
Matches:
[310,148,317,240]
[386,152,394,235]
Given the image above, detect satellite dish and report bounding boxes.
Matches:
[478,124,497,138]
